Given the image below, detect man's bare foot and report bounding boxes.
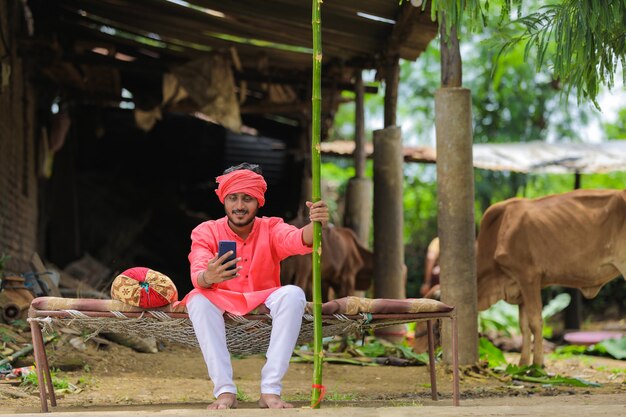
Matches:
[259,393,294,409]
[207,393,238,410]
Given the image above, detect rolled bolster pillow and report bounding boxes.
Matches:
[111,267,178,308]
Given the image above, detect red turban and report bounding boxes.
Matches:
[215,170,267,207]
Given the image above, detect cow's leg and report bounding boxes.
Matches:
[529,310,545,367]
[518,303,532,366]
[338,274,356,300]
[322,282,331,302]
[518,284,545,367]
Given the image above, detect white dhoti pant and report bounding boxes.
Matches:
[187,285,306,398]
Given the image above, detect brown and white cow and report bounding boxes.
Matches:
[476,188,626,366]
[280,226,372,301]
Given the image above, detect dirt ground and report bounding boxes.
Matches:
[0,331,625,415]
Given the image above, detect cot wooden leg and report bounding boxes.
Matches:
[40,336,57,408]
[29,319,56,412]
[426,320,438,400]
[30,319,49,412]
[451,314,460,406]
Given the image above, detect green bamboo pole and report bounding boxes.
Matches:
[310,0,324,409]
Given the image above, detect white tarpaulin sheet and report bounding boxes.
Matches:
[472,141,626,174]
[321,140,626,174]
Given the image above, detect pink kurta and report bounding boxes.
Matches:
[181,216,311,315]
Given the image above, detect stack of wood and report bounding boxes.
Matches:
[61,254,113,295]
[0,324,36,367]
[33,253,110,300]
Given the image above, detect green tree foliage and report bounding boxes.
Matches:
[500,0,626,106]
[604,107,626,139]
[467,20,595,213]
[422,0,626,106]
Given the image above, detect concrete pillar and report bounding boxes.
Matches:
[435,87,478,365]
[373,126,405,300]
[373,126,405,341]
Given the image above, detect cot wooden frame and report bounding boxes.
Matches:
[28,300,460,412]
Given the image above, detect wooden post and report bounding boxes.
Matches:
[354,70,366,179]
[344,70,372,246]
[436,22,478,365]
[384,56,400,128]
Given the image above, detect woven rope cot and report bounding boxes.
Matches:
[28,296,460,412]
[30,310,402,355]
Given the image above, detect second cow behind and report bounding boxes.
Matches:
[280,226,372,301]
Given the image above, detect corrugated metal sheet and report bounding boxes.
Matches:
[320,140,437,164]
[321,140,626,174]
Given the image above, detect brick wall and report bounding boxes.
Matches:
[0,0,39,273]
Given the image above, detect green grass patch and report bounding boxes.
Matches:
[20,367,89,394]
[324,391,356,401]
[236,387,250,402]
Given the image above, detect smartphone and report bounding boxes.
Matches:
[218,240,237,271]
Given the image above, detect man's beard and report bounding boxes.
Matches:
[227,209,256,227]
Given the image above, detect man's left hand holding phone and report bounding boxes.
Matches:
[198,240,241,288]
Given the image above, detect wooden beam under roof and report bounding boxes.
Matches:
[386,1,438,60]
[320,140,437,164]
[51,0,440,88]
[321,0,400,21]
[58,14,314,70]
[54,16,332,77]
[60,0,383,60]
[58,7,386,75]
[59,51,379,94]
[46,0,439,75]
[182,0,393,40]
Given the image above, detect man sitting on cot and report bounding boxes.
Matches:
[181,162,329,410]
